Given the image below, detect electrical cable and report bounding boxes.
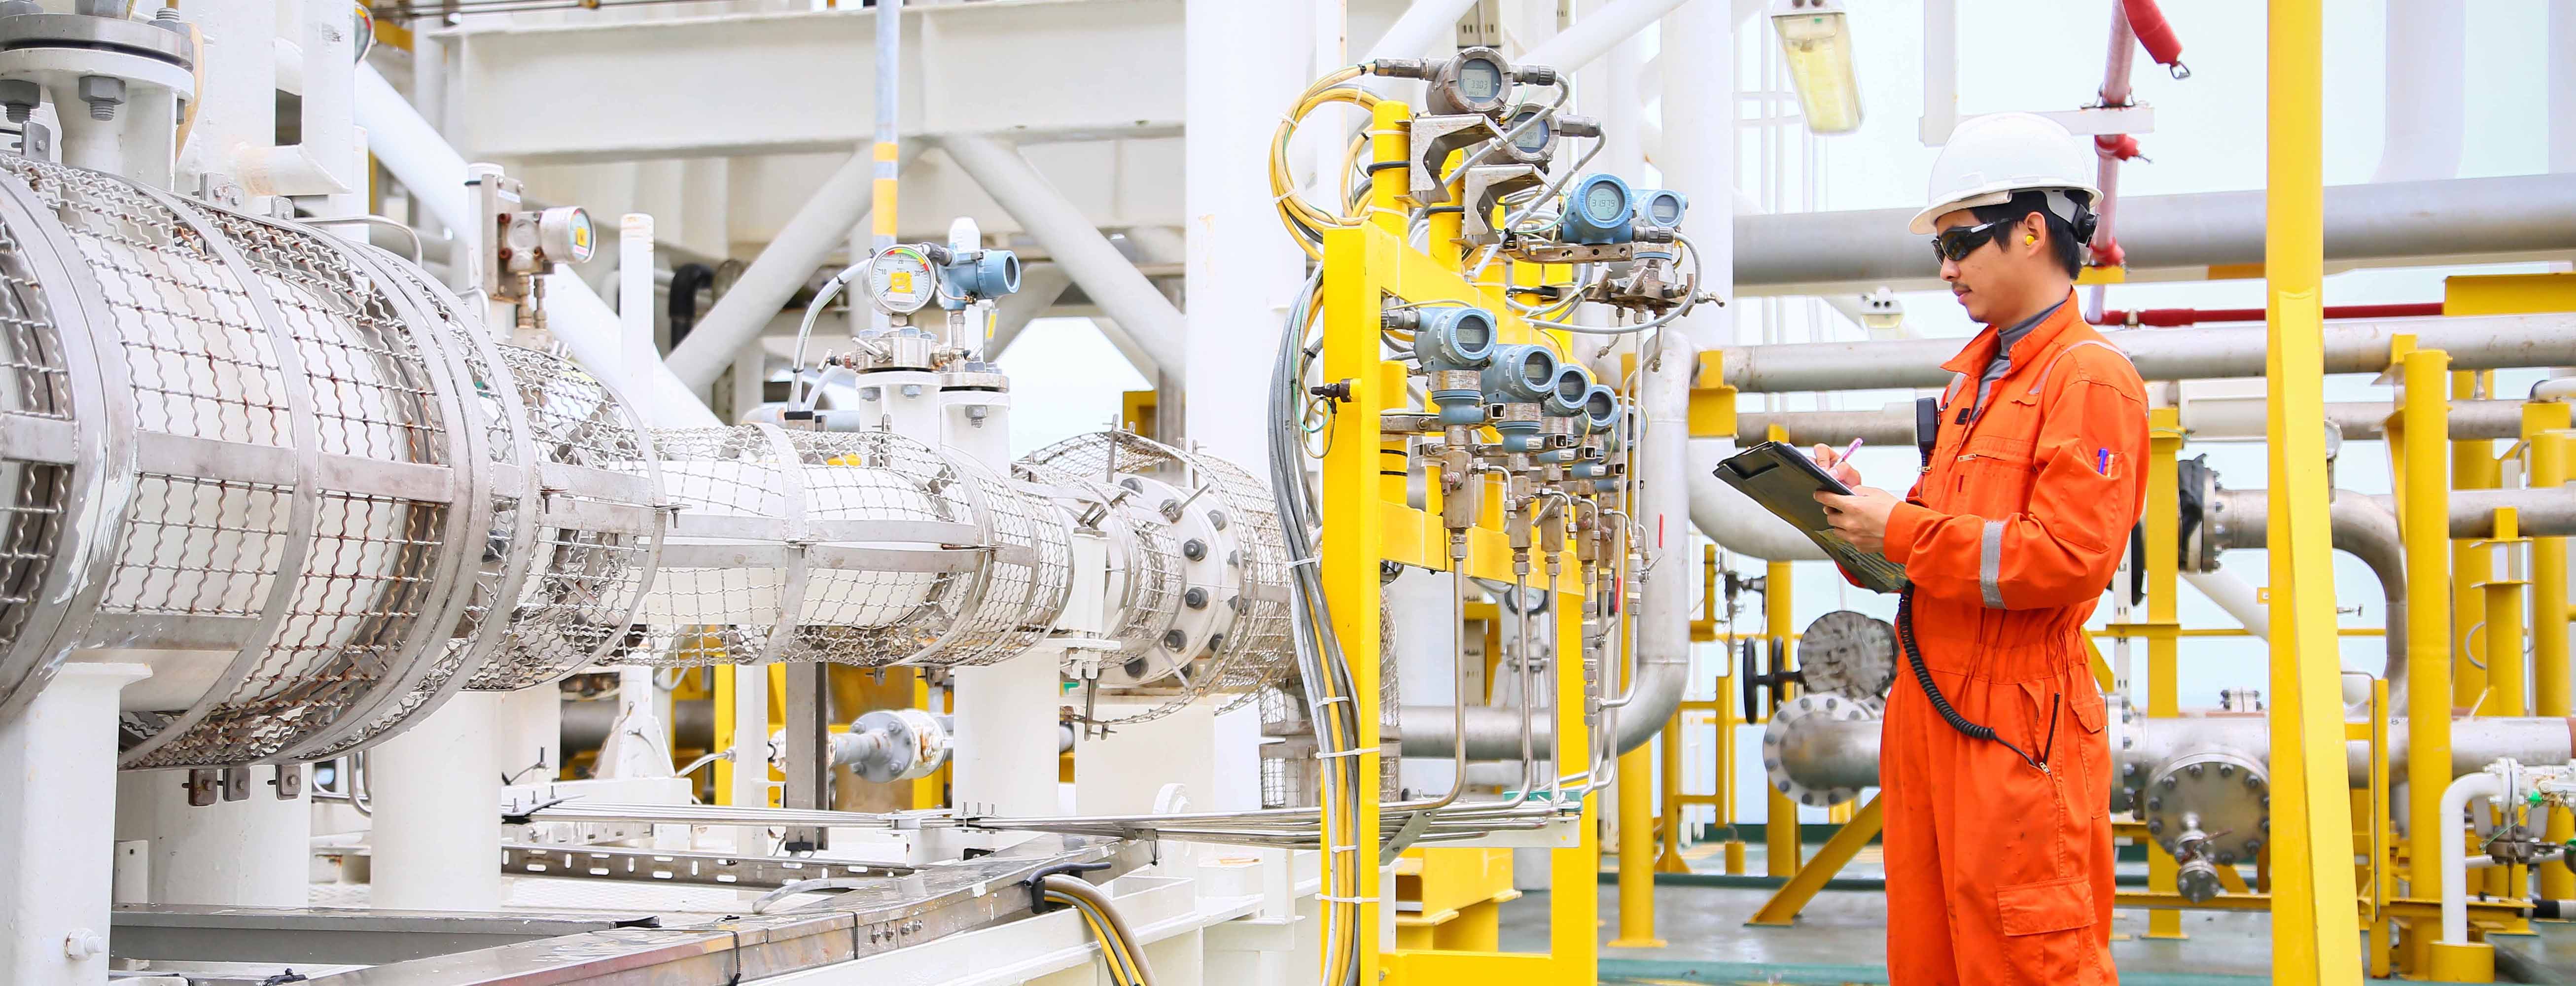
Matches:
[1894,592,2058,773]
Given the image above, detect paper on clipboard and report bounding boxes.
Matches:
[1712,441,1910,594]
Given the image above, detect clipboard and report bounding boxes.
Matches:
[1712,441,1910,594]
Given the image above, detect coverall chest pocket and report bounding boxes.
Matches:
[1948,433,2037,516]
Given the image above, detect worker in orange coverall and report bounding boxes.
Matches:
[1810,112,2146,986]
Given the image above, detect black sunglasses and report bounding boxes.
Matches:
[1930,218,2015,263]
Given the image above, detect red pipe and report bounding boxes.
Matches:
[2094,303,2445,328]
[2121,0,2188,75]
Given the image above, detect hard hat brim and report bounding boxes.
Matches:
[1907,189,2015,236]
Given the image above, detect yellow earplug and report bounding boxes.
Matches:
[2024,235,2036,245]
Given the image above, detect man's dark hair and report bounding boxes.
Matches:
[1970,188,2094,278]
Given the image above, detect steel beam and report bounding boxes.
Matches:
[108,906,653,967]
[940,134,1185,377]
[663,143,925,390]
[437,0,1185,162]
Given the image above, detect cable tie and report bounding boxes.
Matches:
[1315,747,1373,760]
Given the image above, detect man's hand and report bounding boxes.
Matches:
[1814,486,1903,554]
[1811,443,1863,487]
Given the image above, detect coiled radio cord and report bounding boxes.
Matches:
[1895,591,2058,774]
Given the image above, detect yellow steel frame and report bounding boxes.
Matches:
[2143,405,2188,939]
[1325,107,1595,983]
[2263,0,2367,979]
[1744,795,1883,927]
[2444,272,2576,316]
[2533,414,2576,904]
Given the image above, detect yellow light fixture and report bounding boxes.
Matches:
[1770,0,1863,135]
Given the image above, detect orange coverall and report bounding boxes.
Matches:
[1871,291,2146,985]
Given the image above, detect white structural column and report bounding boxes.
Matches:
[941,134,1185,378]
[369,693,502,911]
[2371,0,2464,183]
[0,664,147,986]
[1660,0,1758,566]
[1184,0,1307,470]
[112,772,310,907]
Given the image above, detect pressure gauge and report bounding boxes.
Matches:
[1500,106,1556,164]
[865,245,939,315]
[537,207,596,264]
[1557,173,1635,245]
[1428,46,1516,117]
[1640,189,1689,228]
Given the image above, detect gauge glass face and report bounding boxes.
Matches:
[1457,58,1501,101]
[868,246,937,314]
[1584,182,1623,219]
[1509,112,1550,153]
[1648,193,1683,225]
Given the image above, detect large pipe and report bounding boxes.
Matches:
[2206,488,2406,697]
[1361,0,1484,61]
[1522,0,1692,73]
[1737,398,2532,446]
[2438,770,2503,946]
[937,135,1185,378]
[2372,0,2465,184]
[1734,175,2576,294]
[662,144,924,391]
[1685,440,1826,562]
[1775,714,2576,793]
[353,65,719,428]
[1711,314,2576,394]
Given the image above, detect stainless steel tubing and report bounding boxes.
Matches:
[1774,715,2576,792]
[1735,175,2576,293]
[1734,403,1921,447]
[2394,486,2576,540]
[1710,314,2576,394]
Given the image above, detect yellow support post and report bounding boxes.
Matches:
[1319,234,1387,986]
[2145,406,2186,940]
[2402,344,2475,975]
[1613,549,1662,946]
[2534,420,2576,905]
[1550,570,1599,980]
[1745,795,1884,926]
[2454,371,2501,710]
[1656,709,1691,874]
[1765,555,1800,878]
[2263,0,2367,979]
[712,665,736,805]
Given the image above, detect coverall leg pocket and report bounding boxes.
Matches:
[1994,875,2106,986]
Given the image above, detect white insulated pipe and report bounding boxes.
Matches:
[1522,0,1693,74]
[2372,0,2465,184]
[352,64,718,428]
[2438,770,2505,945]
[938,134,1185,376]
[1361,0,1484,61]
[1736,176,2576,295]
[1710,314,2576,393]
[2183,564,2271,641]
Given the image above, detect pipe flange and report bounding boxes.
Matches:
[0,14,194,70]
[1794,610,1896,703]
[848,708,951,784]
[1762,693,1879,809]
[2139,748,2269,864]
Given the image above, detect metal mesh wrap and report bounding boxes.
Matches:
[620,424,1068,669]
[0,156,491,767]
[0,170,114,723]
[300,251,543,756]
[1015,431,1291,723]
[464,345,661,689]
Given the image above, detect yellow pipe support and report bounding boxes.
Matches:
[1745,795,1885,927]
[2535,423,2575,904]
[1320,222,1386,986]
[2145,406,2186,940]
[2401,345,2456,912]
[1764,555,1800,878]
[712,665,737,806]
[2454,371,2501,709]
[1609,744,1663,946]
[2264,0,2367,977]
[1655,710,1691,874]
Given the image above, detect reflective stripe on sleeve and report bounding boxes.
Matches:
[1980,519,2006,609]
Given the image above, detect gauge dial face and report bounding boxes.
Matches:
[1508,111,1551,153]
[1457,57,1502,101]
[866,246,937,314]
[1646,192,1684,225]
[1584,182,1624,219]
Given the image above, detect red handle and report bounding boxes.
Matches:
[2122,0,2185,69]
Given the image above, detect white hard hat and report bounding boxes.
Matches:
[1908,112,2101,235]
